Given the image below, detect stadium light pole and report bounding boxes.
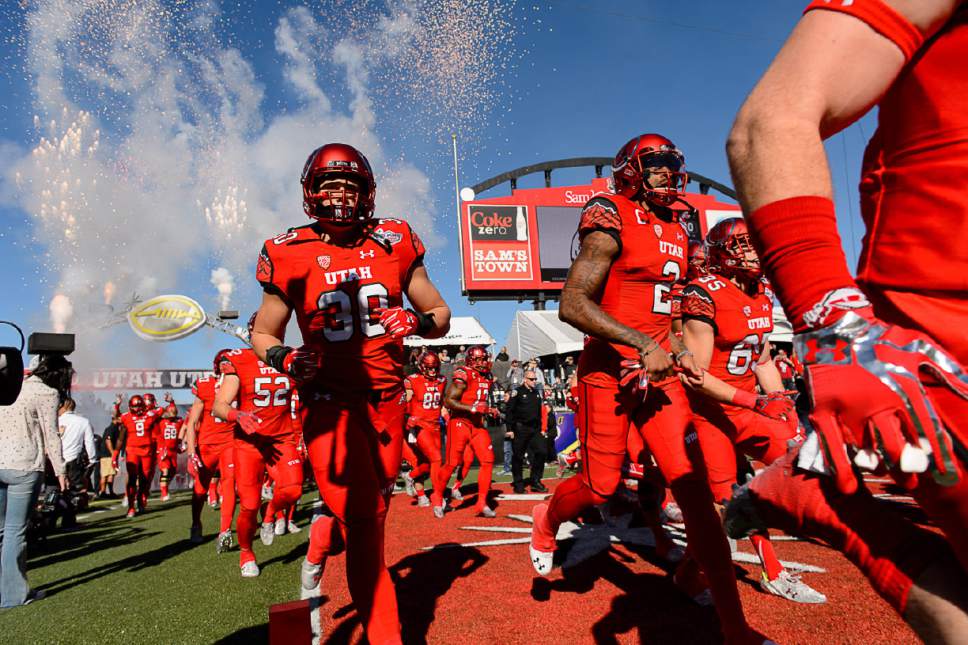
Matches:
[452,133,465,294]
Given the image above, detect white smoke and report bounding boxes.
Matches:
[210,267,234,312]
[3,0,521,368]
[49,293,73,333]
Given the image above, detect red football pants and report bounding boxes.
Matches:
[234,435,303,559]
[432,418,493,510]
[748,451,951,612]
[411,420,442,483]
[192,442,236,533]
[125,449,155,508]
[547,379,751,643]
[302,388,405,645]
[693,407,796,502]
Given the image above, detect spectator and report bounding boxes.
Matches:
[559,354,577,383]
[0,354,71,607]
[404,348,421,376]
[58,398,95,494]
[507,359,524,388]
[454,345,467,365]
[492,347,511,391]
[439,349,455,382]
[773,348,797,391]
[529,359,546,395]
[504,370,548,494]
[97,413,120,498]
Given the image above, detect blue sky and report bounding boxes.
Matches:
[0,1,874,398]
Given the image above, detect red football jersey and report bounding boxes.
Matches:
[191,375,235,446]
[120,411,158,452]
[574,194,688,385]
[155,417,181,452]
[221,347,293,438]
[804,3,968,296]
[257,218,425,393]
[681,274,774,403]
[404,373,447,423]
[450,366,492,424]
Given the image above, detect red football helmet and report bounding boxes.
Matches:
[611,133,688,206]
[300,143,376,224]
[465,346,491,375]
[143,393,157,410]
[706,217,760,280]
[687,240,707,280]
[128,395,146,416]
[419,351,440,378]
[213,349,233,376]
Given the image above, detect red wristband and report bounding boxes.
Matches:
[226,409,239,423]
[747,196,857,333]
[730,388,758,410]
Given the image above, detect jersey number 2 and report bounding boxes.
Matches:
[652,261,681,315]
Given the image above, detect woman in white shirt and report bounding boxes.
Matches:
[0,355,70,607]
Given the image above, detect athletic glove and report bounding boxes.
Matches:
[374,307,419,339]
[619,359,649,402]
[227,409,263,435]
[795,309,967,494]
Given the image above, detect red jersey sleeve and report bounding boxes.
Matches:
[256,231,298,304]
[577,196,622,250]
[452,367,470,383]
[681,284,717,330]
[403,375,415,394]
[804,0,924,61]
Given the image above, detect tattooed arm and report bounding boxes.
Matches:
[559,231,674,380]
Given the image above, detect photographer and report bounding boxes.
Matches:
[0,354,71,607]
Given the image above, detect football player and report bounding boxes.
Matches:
[679,217,824,603]
[183,351,238,551]
[213,340,300,578]
[249,143,450,644]
[529,134,760,644]
[401,351,447,507]
[725,0,968,639]
[432,346,498,518]
[112,394,160,517]
[155,406,182,502]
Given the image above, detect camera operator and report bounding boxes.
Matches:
[0,354,71,607]
[58,398,95,495]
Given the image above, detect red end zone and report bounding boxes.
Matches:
[273,478,916,644]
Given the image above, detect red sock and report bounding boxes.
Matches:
[475,462,493,510]
[344,514,401,644]
[308,515,344,564]
[160,482,169,497]
[546,475,606,530]
[240,548,256,567]
[237,506,258,554]
[432,463,455,507]
[747,452,946,612]
[749,531,783,581]
[672,479,750,643]
[416,489,426,498]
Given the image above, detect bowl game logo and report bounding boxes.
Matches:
[127,295,206,342]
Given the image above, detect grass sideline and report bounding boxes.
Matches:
[0,468,504,645]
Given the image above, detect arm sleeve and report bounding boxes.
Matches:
[803,0,924,61]
[681,284,717,331]
[578,196,623,251]
[396,221,427,287]
[38,388,66,475]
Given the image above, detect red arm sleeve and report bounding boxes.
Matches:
[804,0,924,61]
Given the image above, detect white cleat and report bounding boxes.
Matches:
[260,522,275,546]
[416,495,431,507]
[301,558,323,591]
[760,570,827,604]
[189,525,203,544]
[240,561,260,578]
[216,529,233,554]
[477,506,496,518]
[529,546,554,577]
[450,486,463,501]
[287,521,301,534]
[275,517,287,536]
[402,472,417,497]
[433,505,446,519]
[161,494,171,502]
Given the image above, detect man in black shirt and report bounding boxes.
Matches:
[505,370,548,494]
[97,415,120,498]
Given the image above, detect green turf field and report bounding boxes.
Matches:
[0,469,504,645]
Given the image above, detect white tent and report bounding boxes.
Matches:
[404,316,494,347]
[505,310,584,360]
